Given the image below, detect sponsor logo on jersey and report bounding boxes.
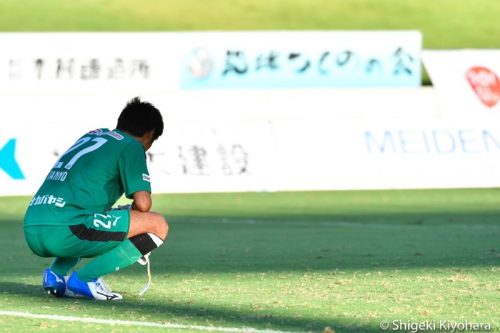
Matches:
[0,138,25,180]
[107,131,124,140]
[88,129,124,140]
[142,173,151,182]
[88,129,104,135]
[28,194,66,208]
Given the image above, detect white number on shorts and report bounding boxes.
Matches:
[93,213,121,229]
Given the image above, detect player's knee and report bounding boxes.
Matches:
[152,213,168,240]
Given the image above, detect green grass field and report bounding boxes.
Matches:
[0,1,499,331]
[0,0,500,49]
[0,189,499,332]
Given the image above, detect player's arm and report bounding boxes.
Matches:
[132,190,152,212]
[119,140,153,212]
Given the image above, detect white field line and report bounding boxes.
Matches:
[0,310,302,333]
[203,218,500,229]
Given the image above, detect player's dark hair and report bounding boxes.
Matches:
[117,97,164,141]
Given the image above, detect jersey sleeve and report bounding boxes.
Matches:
[118,141,152,199]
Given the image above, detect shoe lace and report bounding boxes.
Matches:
[95,278,113,294]
[139,256,152,296]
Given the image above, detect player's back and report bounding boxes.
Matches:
[24,128,144,226]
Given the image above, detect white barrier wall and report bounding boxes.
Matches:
[423,50,500,116]
[3,87,500,196]
[2,35,500,196]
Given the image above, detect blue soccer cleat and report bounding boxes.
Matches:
[42,268,66,297]
[66,272,122,301]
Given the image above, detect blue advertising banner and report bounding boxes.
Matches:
[182,31,422,89]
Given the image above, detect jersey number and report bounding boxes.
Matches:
[55,137,108,170]
[93,213,119,229]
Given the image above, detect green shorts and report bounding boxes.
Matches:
[24,209,130,258]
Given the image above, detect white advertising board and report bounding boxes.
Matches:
[0,33,180,94]
[4,87,500,196]
[0,31,421,94]
[423,50,500,118]
[2,35,500,196]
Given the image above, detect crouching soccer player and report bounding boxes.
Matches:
[23,97,168,300]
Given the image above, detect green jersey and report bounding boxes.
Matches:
[24,128,151,226]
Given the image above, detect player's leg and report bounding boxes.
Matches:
[43,257,80,297]
[50,257,80,276]
[75,210,168,280]
[67,210,168,300]
[128,210,169,239]
[25,225,82,297]
[26,210,168,300]
[127,210,168,264]
[27,210,131,299]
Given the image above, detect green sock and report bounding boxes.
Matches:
[76,240,142,282]
[51,257,80,276]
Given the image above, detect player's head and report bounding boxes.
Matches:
[117,97,164,150]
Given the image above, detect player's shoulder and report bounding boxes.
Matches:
[82,128,139,157]
[84,128,143,153]
[86,128,127,142]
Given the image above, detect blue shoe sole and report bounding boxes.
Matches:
[42,269,65,297]
[44,286,59,295]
